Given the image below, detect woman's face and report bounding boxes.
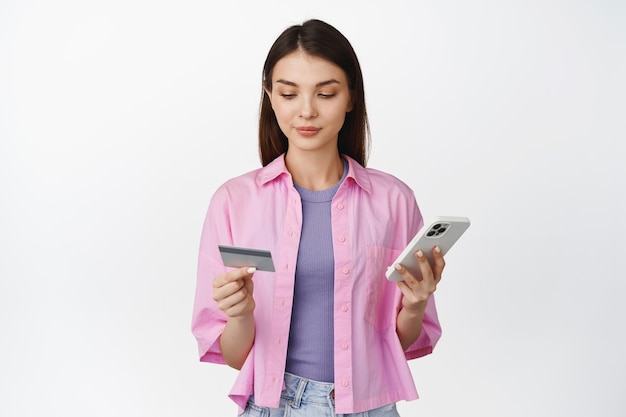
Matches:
[266,50,352,157]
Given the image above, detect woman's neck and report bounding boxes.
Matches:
[285,150,344,191]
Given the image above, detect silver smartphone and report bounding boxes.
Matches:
[386,216,470,281]
[218,245,276,272]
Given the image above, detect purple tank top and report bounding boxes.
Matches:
[285,160,348,382]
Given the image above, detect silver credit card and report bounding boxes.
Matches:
[218,245,275,272]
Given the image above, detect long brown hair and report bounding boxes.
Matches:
[259,19,370,167]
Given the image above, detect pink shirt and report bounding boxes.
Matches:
[192,154,441,414]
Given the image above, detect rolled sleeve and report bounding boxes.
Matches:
[192,252,228,363]
[191,188,232,363]
[404,294,442,360]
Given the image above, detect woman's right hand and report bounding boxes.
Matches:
[212,267,256,318]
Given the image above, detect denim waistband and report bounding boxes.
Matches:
[282,372,335,408]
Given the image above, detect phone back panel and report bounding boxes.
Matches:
[386,216,470,281]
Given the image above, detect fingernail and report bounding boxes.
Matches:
[394,263,402,271]
[434,246,441,254]
[247,267,257,274]
[416,250,424,258]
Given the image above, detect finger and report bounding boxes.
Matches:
[242,267,256,283]
[213,266,257,288]
[413,249,435,284]
[395,275,433,307]
[242,275,254,296]
[225,295,256,317]
[391,263,421,287]
[212,278,244,302]
[431,245,446,282]
[216,286,249,312]
[395,279,414,298]
[223,287,256,317]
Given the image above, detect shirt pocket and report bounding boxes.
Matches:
[364,245,403,331]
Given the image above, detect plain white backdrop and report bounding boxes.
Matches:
[1,0,624,416]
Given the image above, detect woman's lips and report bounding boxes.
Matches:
[296,126,320,137]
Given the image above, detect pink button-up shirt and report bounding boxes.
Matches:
[192,154,441,414]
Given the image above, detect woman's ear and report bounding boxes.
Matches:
[346,95,353,113]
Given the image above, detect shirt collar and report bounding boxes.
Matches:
[256,153,372,193]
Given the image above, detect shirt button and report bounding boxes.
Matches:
[337,203,344,210]
[341,305,349,312]
[341,343,349,350]
[341,380,349,387]
[338,236,346,243]
[342,267,349,275]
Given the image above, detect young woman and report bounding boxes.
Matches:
[192,19,444,417]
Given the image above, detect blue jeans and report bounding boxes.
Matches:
[239,373,400,417]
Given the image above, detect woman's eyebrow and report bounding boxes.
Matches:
[275,79,341,88]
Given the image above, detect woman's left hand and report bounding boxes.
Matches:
[393,245,445,313]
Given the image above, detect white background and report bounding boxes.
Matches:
[1,0,625,416]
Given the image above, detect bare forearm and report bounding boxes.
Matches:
[396,301,427,351]
[220,314,255,370]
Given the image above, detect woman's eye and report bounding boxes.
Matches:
[319,93,336,99]
[279,93,296,99]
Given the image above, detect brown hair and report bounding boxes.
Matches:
[259,19,370,167]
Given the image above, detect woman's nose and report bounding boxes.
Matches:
[299,96,318,119]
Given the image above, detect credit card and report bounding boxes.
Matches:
[218,245,275,272]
